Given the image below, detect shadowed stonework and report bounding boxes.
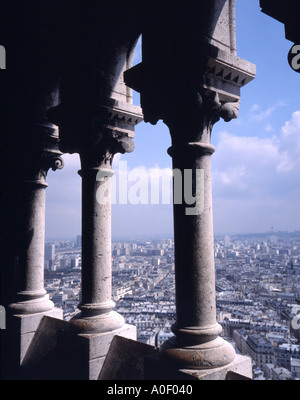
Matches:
[2,0,296,380]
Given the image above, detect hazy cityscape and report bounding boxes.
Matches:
[44,231,300,380]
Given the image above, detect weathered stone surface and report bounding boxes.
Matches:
[18,320,136,380]
[68,165,125,334]
[21,315,68,369]
[8,308,62,336]
[77,324,137,360]
[181,354,253,380]
[99,335,158,380]
[1,309,63,378]
[63,324,137,380]
[145,353,252,380]
[64,101,141,335]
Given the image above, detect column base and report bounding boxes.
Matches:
[8,294,55,315]
[74,324,137,380]
[1,307,63,378]
[18,319,137,380]
[160,336,236,370]
[69,310,125,334]
[145,353,252,380]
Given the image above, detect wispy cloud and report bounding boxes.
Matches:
[248,101,286,122]
[45,110,300,238]
[264,123,273,132]
[212,109,300,233]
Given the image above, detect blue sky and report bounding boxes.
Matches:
[45,1,300,240]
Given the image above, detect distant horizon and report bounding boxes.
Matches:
[45,3,300,239]
[45,229,300,243]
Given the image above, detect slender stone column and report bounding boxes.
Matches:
[8,125,64,315]
[63,104,143,335]
[159,93,238,368]
[48,100,142,379]
[124,1,256,373]
[10,179,54,314]
[70,159,124,333]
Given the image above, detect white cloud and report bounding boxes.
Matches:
[212,110,300,233]
[281,110,300,138]
[248,101,286,122]
[45,153,81,239]
[44,109,300,238]
[249,104,260,113]
[264,123,273,132]
[61,153,81,169]
[277,111,300,172]
[45,155,174,238]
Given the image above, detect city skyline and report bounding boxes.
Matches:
[45,229,300,243]
[44,232,300,380]
[45,1,300,240]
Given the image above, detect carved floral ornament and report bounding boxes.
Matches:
[208,90,240,122]
[141,87,240,138]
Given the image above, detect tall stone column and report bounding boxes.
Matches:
[44,0,144,376]
[8,127,63,315]
[48,100,143,378]
[160,90,238,369]
[124,0,256,378]
[69,131,133,334]
[3,122,64,373]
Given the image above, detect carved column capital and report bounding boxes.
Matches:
[48,100,142,170]
[20,122,64,186]
[38,148,64,182]
[79,128,135,171]
[144,87,240,146]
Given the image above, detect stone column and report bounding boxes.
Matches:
[70,145,127,334]
[8,131,63,315]
[4,122,64,371]
[44,0,144,374]
[48,98,142,378]
[124,0,256,377]
[160,90,238,369]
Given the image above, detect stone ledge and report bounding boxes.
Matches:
[76,324,137,361]
[145,353,252,380]
[19,320,137,380]
[75,324,137,380]
[180,354,252,380]
[8,308,63,335]
[99,335,158,380]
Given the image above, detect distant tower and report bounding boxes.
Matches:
[167,239,173,249]
[45,243,55,268]
[76,235,82,248]
[224,236,231,247]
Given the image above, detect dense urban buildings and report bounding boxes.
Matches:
[45,231,300,380]
[2,0,300,381]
